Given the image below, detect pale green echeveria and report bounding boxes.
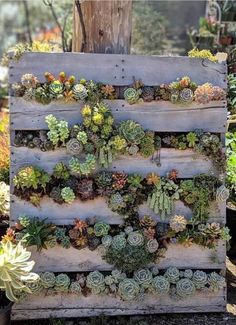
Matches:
[54,273,70,292]
[164,266,180,284]
[27,278,43,294]
[208,272,225,292]
[220,227,231,241]
[192,270,208,289]
[86,271,105,294]
[0,241,39,302]
[101,235,112,248]
[184,269,193,279]
[127,231,144,247]
[61,187,75,204]
[118,278,140,301]
[133,268,153,288]
[111,234,127,251]
[104,275,115,286]
[111,269,126,283]
[94,222,110,237]
[70,281,82,294]
[176,278,196,298]
[40,271,56,288]
[152,275,170,295]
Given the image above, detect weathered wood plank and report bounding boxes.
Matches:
[10,196,226,225]
[9,53,227,88]
[29,241,226,273]
[10,147,216,178]
[12,289,226,320]
[10,97,227,132]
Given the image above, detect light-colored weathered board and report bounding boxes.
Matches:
[10,97,227,132]
[11,147,216,178]
[12,289,226,320]
[9,53,227,88]
[10,196,226,225]
[29,241,226,273]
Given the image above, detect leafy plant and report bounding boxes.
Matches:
[13,166,50,192]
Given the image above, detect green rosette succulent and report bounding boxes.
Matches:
[104,275,115,286]
[94,222,110,237]
[118,278,140,301]
[118,120,145,145]
[53,162,70,180]
[48,80,64,96]
[86,271,105,294]
[109,135,127,152]
[164,267,180,284]
[18,215,30,228]
[70,281,82,294]
[111,234,127,251]
[186,132,198,148]
[124,88,141,105]
[111,269,126,283]
[192,270,208,289]
[40,272,56,288]
[101,235,112,248]
[61,187,75,204]
[13,166,50,192]
[69,154,96,176]
[139,131,155,158]
[73,83,88,101]
[146,239,159,253]
[220,227,231,241]
[66,139,83,156]
[184,269,193,279]
[54,273,70,292]
[108,192,126,212]
[27,279,43,294]
[152,275,170,295]
[133,269,153,288]
[127,231,144,247]
[208,272,225,291]
[176,278,196,298]
[77,131,88,144]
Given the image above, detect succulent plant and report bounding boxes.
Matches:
[48,80,64,97]
[0,182,9,216]
[124,88,141,104]
[164,267,180,284]
[134,268,153,288]
[69,154,96,176]
[21,73,38,89]
[220,227,231,241]
[211,86,226,101]
[142,86,155,102]
[146,239,159,253]
[184,269,193,279]
[127,231,144,247]
[127,144,139,155]
[0,241,39,302]
[108,192,126,212]
[146,172,160,185]
[216,185,229,202]
[50,186,64,204]
[94,222,110,237]
[119,120,145,145]
[77,131,88,144]
[61,187,75,204]
[186,132,198,148]
[27,278,43,294]
[13,166,50,192]
[118,278,140,300]
[208,272,225,291]
[73,83,88,101]
[40,271,56,288]
[70,281,82,294]
[95,171,113,195]
[139,131,155,158]
[152,275,170,294]
[169,215,188,233]
[101,235,112,248]
[111,234,127,251]
[86,271,105,294]
[66,139,83,156]
[194,83,213,104]
[176,278,195,298]
[55,273,70,292]
[62,177,79,193]
[179,88,193,103]
[45,115,69,146]
[18,215,30,228]
[192,270,208,289]
[112,172,127,190]
[53,162,70,180]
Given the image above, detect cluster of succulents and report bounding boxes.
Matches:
[169,76,197,104]
[188,48,218,62]
[194,83,226,104]
[45,115,69,147]
[69,154,96,176]
[13,130,54,151]
[17,267,225,302]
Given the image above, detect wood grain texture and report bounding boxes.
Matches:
[29,241,226,273]
[9,53,227,87]
[10,147,217,178]
[10,98,227,132]
[10,196,226,225]
[12,289,226,320]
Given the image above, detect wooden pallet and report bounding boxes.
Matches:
[9,53,227,319]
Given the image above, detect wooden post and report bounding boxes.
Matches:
[73,0,132,54]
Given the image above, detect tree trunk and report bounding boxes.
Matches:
[73,0,132,54]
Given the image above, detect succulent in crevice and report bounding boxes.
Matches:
[77,178,95,201]
[119,120,145,145]
[61,187,75,204]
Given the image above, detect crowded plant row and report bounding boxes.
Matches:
[12,73,226,105]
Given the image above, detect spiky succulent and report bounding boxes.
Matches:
[86,271,105,294]
[176,278,195,298]
[152,275,170,294]
[124,88,141,104]
[18,215,30,228]
[169,215,187,233]
[77,131,88,144]
[139,131,155,158]
[119,120,145,145]
[61,187,75,204]
[118,278,140,300]
[94,222,110,237]
[45,115,69,146]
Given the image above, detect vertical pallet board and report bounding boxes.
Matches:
[10,53,227,319]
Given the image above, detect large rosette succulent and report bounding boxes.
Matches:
[40,272,56,288]
[133,269,153,288]
[86,271,105,294]
[94,222,110,237]
[55,273,70,292]
[152,275,170,295]
[70,281,82,294]
[66,138,83,156]
[176,278,196,298]
[192,270,208,289]
[127,231,144,247]
[118,278,140,301]
[118,120,145,145]
[146,239,159,253]
[164,266,180,284]
[101,235,112,248]
[111,234,127,251]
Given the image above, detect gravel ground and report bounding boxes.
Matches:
[13,258,236,325]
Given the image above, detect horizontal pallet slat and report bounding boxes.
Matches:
[11,147,217,178]
[10,53,227,88]
[10,98,227,132]
[10,196,226,225]
[29,241,226,273]
[12,289,226,320]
